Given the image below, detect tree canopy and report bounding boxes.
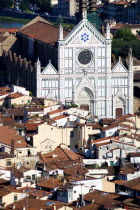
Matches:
[56,15,64,26]
[19,0,30,12]
[114,28,136,41]
[35,0,51,12]
[112,29,140,60]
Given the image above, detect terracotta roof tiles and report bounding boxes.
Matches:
[76,203,101,210]
[27,107,44,112]
[64,165,88,176]
[8,92,25,99]
[119,165,137,175]
[40,146,83,169]
[48,109,67,115]
[83,190,121,208]
[0,36,8,43]
[37,176,62,189]
[5,108,25,117]
[128,152,140,157]
[122,177,140,188]
[0,28,18,34]
[6,197,63,210]
[25,122,42,131]
[0,126,26,147]
[112,23,140,30]
[51,115,68,121]
[0,188,12,197]
[18,20,69,46]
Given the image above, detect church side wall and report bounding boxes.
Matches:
[2,51,37,96]
[17,32,58,69]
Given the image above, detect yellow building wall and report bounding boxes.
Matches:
[33,123,79,153]
[102,177,115,193]
[10,95,32,106]
[78,125,101,149]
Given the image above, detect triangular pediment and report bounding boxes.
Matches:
[46,90,57,100]
[42,63,58,75]
[112,61,128,73]
[75,75,95,95]
[64,19,106,46]
[70,28,100,45]
[115,89,125,98]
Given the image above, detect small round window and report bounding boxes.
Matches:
[78,50,92,65]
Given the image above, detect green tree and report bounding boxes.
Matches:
[29,91,33,96]
[114,28,136,41]
[36,0,51,12]
[112,38,140,60]
[56,15,64,26]
[19,0,30,11]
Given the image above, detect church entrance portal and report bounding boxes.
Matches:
[78,88,93,114]
[116,108,123,118]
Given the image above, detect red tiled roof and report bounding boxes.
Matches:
[0,116,25,128]
[119,165,137,175]
[116,114,134,121]
[95,142,110,147]
[40,146,83,169]
[6,197,64,210]
[90,136,119,144]
[0,126,27,148]
[5,108,24,117]
[78,123,102,129]
[128,152,140,157]
[48,109,67,115]
[112,1,128,5]
[83,190,121,208]
[18,20,69,46]
[0,28,18,34]
[9,92,25,99]
[14,187,51,198]
[76,203,101,210]
[0,36,8,43]
[51,115,67,121]
[101,118,116,125]
[0,188,12,197]
[102,123,119,131]
[64,165,88,176]
[37,176,62,189]
[122,177,140,188]
[114,180,126,185]
[25,123,42,131]
[27,107,44,112]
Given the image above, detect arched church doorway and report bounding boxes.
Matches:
[78,88,94,114]
[115,97,125,118]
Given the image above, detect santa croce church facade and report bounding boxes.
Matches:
[3,13,133,119]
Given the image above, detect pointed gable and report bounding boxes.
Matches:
[75,75,95,94]
[112,61,128,73]
[20,15,52,29]
[64,19,106,46]
[46,91,56,100]
[41,63,58,75]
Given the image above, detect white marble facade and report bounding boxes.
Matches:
[36,12,133,119]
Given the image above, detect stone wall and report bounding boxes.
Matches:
[2,50,37,96]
